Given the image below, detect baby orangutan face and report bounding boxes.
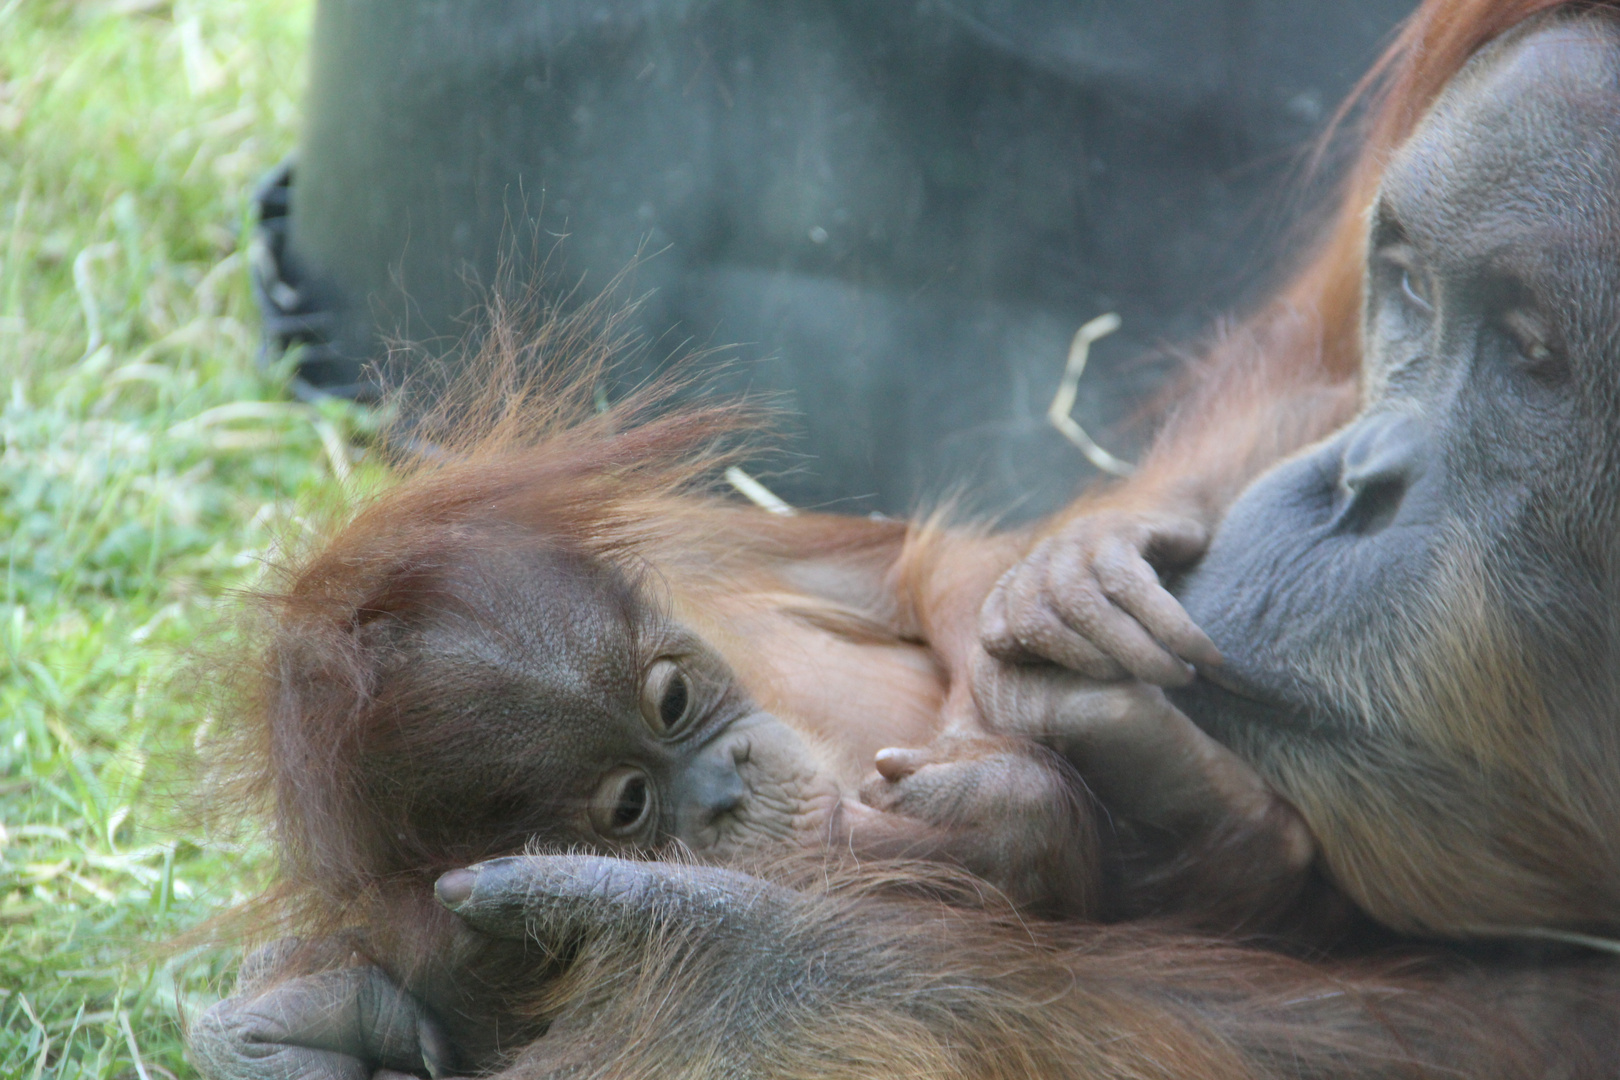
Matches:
[263,486,1108,931]
[355,541,852,870]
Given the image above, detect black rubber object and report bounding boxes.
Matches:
[256,0,1416,517]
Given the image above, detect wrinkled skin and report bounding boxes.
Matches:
[972,666,1316,928]
[394,516,1310,908]
[190,653,1311,1077]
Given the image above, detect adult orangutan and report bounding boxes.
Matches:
[985,0,1620,939]
[191,3,1620,1078]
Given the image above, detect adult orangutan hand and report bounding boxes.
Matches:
[981,510,1219,686]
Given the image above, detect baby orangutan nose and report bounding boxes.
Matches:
[673,739,750,832]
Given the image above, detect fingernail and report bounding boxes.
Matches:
[435,869,476,907]
[874,748,913,781]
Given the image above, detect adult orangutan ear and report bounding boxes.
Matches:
[436,855,798,946]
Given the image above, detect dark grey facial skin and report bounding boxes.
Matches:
[363,542,832,868]
[1170,14,1620,755]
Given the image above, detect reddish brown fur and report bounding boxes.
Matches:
[214,309,756,900]
[202,302,1124,1068]
[1128,0,1620,941]
[995,0,1620,940]
[206,290,1081,953]
[215,0,1620,937]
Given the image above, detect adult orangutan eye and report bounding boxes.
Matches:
[640,658,694,736]
[1399,267,1434,313]
[1502,309,1567,383]
[1377,240,1432,316]
[590,767,656,839]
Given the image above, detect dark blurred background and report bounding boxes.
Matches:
[256,0,1418,518]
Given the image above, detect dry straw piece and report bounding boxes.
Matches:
[1048,312,1133,476]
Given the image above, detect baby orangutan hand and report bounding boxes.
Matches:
[981,510,1219,686]
[850,737,1098,919]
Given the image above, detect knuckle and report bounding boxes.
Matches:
[1092,556,1149,599]
[980,607,1016,652]
[982,635,1026,663]
[1048,582,1109,632]
[1020,616,1079,660]
[1050,530,1100,564]
[1006,561,1051,612]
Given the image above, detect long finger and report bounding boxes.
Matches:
[1053,684,1308,858]
[983,548,1078,664]
[437,855,792,944]
[1092,541,1222,669]
[1001,561,1132,679]
[1040,570,1192,686]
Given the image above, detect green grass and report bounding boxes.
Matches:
[0,2,352,1075]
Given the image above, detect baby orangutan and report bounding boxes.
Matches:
[194,350,1312,1077]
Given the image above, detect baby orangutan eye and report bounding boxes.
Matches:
[590,767,656,839]
[640,658,694,736]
